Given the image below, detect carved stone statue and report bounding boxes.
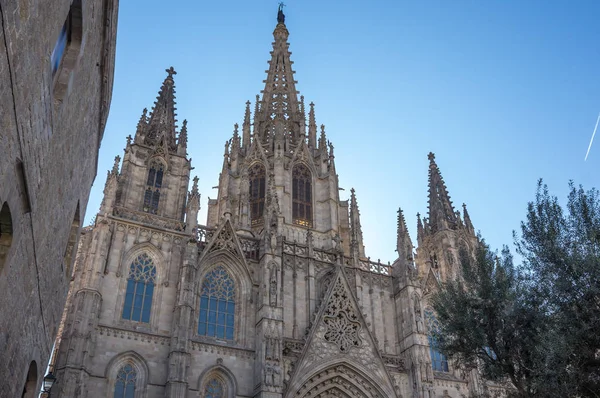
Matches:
[277,3,285,24]
[413,294,424,333]
[333,234,342,253]
[269,264,278,306]
[265,363,281,387]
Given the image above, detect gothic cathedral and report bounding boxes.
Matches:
[53,9,507,398]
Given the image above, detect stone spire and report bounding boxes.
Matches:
[349,188,365,258]
[396,208,414,264]
[318,124,327,156]
[231,123,241,154]
[100,155,120,214]
[308,102,317,149]
[426,152,457,233]
[145,67,178,151]
[242,100,251,149]
[416,212,425,246]
[185,176,201,234]
[177,119,188,156]
[253,6,303,147]
[134,108,148,143]
[462,203,474,235]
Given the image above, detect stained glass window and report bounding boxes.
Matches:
[122,253,156,323]
[292,164,312,227]
[198,266,235,340]
[249,163,266,226]
[204,378,225,398]
[114,364,136,398]
[143,163,164,214]
[425,309,449,372]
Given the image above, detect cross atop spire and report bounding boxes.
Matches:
[426,152,457,233]
[277,2,286,24]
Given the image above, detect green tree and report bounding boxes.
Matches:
[515,181,600,397]
[432,181,600,397]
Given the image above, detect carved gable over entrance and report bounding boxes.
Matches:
[286,267,396,397]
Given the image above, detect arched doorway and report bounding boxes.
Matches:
[292,363,386,398]
[21,361,38,398]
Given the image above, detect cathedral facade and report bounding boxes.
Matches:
[53,9,506,398]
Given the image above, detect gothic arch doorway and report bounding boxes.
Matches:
[291,363,386,398]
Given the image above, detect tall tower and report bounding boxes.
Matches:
[53,68,194,397]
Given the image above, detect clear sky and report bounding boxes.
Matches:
[88,0,600,263]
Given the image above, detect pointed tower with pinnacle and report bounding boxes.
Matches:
[53,7,504,398]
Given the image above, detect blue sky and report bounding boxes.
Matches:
[89,0,600,263]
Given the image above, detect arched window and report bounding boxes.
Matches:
[425,309,449,372]
[122,254,156,323]
[198,266,235,340]
[21,361,37,398]
[52,0,82,103]
[292,164,312,227]
[204,378,225,398]
[249,163,266,226]
[114,363,136,398]
[0,202,13,274]
[143,162,164,214]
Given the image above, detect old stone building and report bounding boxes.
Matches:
[0,0,118,396]
[52,8,506,398]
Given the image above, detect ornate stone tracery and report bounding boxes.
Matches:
[322,276,362,352]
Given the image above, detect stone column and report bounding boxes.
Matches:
[165,240,198,397]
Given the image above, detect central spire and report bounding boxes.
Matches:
[145,67,178,151]
[253,4,304,149]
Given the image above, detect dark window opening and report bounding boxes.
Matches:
[249,163,266,226]
[292,164,312,227]
[52,0,82,104]
[143,163,164,214]
[21,361,37,398]
[0,202,13,275]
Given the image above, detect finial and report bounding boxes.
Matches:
[126,135,132,146]
[428,152,436,161]
[166,66,177,78]
[234,123,239,135]
[112,156,121,174]
[224,140,229,156]
[192,176,199,194]
[277,2,286,24]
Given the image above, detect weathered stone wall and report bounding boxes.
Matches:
[0,0,117,395]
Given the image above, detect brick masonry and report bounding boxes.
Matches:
[0,0,118,396]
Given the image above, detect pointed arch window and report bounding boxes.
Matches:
[143,162,164,214]
[204,378,225,398]
[425,309,449,372]
[292,164,312,227]
[0,202,13,274]
[249,163,266,226]
[122,253,156,323]
[198,266,236,340]
[113,363,136,398]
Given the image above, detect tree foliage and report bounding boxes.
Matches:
[432,181,600,397]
